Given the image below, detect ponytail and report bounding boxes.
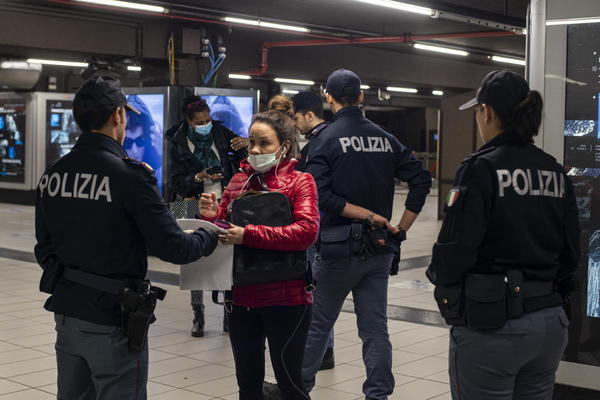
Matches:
[502,90,543,143]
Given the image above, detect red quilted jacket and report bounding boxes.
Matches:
[214,158,320,308]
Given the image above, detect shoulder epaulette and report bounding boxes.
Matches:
[461,146,497,164]
[123,157,155,174]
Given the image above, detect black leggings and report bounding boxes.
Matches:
[229,304,312,400]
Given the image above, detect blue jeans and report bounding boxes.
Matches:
[303,252,394,400]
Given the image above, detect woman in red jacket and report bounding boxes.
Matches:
[200,107,319,400]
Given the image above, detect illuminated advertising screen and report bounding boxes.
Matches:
[124,94,165,193]
[0,99,26,183]
[563,23,600,366]
[199,95,254,138]
[45,100,82,166]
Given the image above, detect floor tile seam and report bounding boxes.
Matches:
[150,347,224,358]
[0,325,56,336]
[0,382,30,396]
[151,370,237,391]
[147,379,202,394]
[0,353,53,366]
[390,335,447,350]
[149,363,235,380]
[392,367,450,381]
[0,339,27,350]
[3,368,57,387]
[0,321,50,333]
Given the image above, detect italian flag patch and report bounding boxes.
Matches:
[446,188,460,207]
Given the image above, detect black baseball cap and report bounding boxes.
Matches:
[292,91,323,112]
[459,70,529,120]
[73,75,141,115]
[325,69,362,99]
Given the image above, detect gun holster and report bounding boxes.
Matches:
[119,282,167,354]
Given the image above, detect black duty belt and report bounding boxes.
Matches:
[521,281,554,298]
[62,268,130,295]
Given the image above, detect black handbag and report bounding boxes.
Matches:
[229,190,306,286]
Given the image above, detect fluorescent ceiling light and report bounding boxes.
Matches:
[387,86,418,93]
[260,21,309,33]
[229,74,252,80]
[127,65,142,72]
[27,58,88,68]
[224,17,259,26]
[351,0,433,16]
[282,89,299,95]
[274,77,315,85]
[491,55,526,66]
[0,61,42,70]
[224,17,309,33]
[432,90,444,96]
[414,43,469,57]
[547,17,600,26]
[74,0,166,13]
[360,85,370,90]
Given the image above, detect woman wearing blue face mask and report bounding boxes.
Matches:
[167,96,248,338]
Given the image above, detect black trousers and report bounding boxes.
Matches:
[229,304,311,400]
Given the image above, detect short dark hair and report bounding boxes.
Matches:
[332,93,360,107]
[73,103,116,132]
[297,106,324,120]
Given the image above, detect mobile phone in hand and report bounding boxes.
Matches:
[214,219,230,230]
[206,166,222,175]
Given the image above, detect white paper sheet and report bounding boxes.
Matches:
[177,219,233,290]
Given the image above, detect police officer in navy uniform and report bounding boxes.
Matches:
[292,91,337,370]
[302,69,432,400]
[34,76,218,400]
[427,71,580,400]
[292,91,328,173]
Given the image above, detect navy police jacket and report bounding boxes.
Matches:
[297,122,327,173]
[34,132,218,326]
[428,132,580,313]
[305,106,432,227]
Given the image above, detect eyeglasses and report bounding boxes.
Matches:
[124,136,144,148]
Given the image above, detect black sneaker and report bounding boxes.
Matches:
[319,347,335,370]
[263,381,283,400]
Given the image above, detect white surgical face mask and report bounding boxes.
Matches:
[248,145,285,173]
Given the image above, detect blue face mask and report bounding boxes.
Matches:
[194,122,213,136]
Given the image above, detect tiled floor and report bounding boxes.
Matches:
[0,187,450,399]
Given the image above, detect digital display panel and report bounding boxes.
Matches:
[199,95,254,138]
[563,23,600,366]
[45,100,82,166]
[0,99,26,183]
[124,94,165,193]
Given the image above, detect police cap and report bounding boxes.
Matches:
[459,70,529,121]
[292,91,323,113]
[74,75,141,115]
[326,69,362,99]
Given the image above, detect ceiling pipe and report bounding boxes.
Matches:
[45,0,349,42]
[236,30,519,76]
